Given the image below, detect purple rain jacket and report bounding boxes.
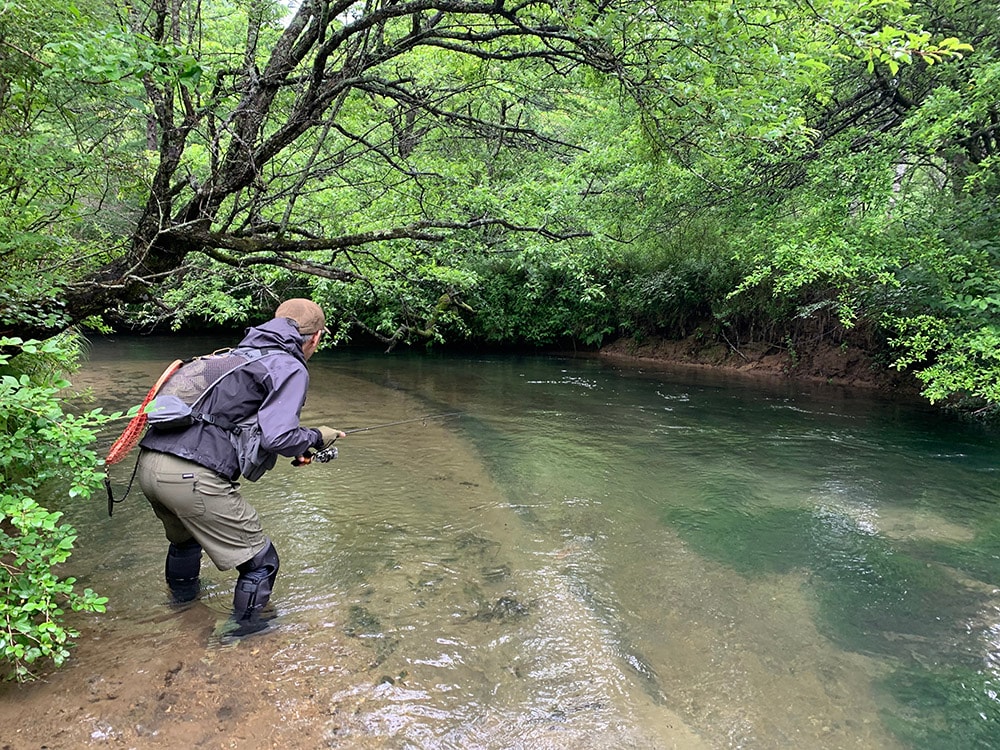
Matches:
[139,317,322,480]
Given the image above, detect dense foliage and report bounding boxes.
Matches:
[0,336,112,680]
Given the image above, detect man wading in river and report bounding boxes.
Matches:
[136,298,344,637]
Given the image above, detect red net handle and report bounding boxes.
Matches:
[104,359,184,466]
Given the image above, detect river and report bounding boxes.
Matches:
[2,334,999,749]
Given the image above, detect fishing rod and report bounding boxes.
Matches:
[293,412,462,465]
[342,412,462,436]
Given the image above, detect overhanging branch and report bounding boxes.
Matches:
[171,216,590,255]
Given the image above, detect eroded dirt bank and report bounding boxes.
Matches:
[598,335,923,395]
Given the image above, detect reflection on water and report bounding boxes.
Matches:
[42,339,1000,747]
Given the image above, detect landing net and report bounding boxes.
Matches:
[104,359,183,465]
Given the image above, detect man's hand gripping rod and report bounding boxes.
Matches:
[292,412,461,466]
[291,440,339,466]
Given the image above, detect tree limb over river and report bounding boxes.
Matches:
[2,0,971,337]
[8,0,625,339]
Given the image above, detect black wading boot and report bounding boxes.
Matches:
[227,539,280,639]
[165,540,203,605]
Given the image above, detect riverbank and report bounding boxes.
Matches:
[0,611,382,750]
[598,335,923,396]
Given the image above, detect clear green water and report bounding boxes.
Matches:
[58,337,1000,748]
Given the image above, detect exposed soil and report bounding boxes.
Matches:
[598,335,923,396]
[0,610,380,750]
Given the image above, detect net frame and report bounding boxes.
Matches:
[104,359,183,465]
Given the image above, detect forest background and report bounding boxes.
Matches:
[0,0,996,678]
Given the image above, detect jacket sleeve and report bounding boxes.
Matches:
[256,362,320,456]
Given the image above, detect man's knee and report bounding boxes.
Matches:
[237,539,279,579]
[233,539,280,619]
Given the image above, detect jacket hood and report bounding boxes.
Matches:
[237,317,307,362]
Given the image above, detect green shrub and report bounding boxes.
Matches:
[467,245,621,348]
[0,335,116,680]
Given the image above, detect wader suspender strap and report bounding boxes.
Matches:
[184,347,284,433]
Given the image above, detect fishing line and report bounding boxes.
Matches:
[297,412,463,464]
[342,412,463,435]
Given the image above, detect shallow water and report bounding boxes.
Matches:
[13,336,1000,748]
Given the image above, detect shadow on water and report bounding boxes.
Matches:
[4,339,1000,749]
